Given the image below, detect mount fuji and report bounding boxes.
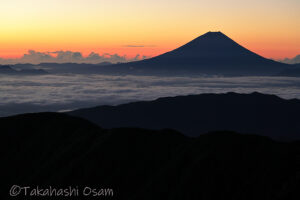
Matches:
[106,32,289,75]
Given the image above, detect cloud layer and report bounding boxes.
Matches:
[1,74,300,116]
[278,54,300,64]
[0,50,149,65]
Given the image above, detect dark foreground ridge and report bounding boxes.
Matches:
[69,92,300,141]
[1,112,299,199]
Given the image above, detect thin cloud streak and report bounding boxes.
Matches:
[123,45,156,48]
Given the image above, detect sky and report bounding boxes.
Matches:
[0,0,299,61]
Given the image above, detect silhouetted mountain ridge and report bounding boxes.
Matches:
[69,92,300,141]
[1,112,299,199]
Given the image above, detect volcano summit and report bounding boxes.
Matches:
[108,32,289,76]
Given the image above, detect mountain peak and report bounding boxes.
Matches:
[205,31,224,35]
[115,31,287,75]
[168,31,245,56]
[193,31,231,42]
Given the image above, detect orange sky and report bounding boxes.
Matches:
[0,0,299,60]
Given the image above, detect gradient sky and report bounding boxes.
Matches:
[0,0,299,59]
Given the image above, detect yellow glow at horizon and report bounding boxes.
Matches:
[0,0,299,59]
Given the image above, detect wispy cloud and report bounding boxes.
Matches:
[124,45,146,47]
[0,50,149,65]
[123,45,156,48]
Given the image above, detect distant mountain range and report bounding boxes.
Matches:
[69,92,300,141]
[277,63,300,77]
[1,112,299,199]
[5,62,112,74]
[0,65,48,75]
[3,32,293,76]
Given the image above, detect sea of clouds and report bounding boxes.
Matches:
[1,74,300,116]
